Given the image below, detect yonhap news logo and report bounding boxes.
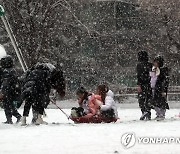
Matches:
[121,132,136,149]
[121,132,180,149]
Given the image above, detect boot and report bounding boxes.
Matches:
[145,112,151,120]
[140,112,151,121]
[3,117,13,124]
[16,116,22,124]
[21,116,27,126]
[140,112,147,120]
[35,114,48,125]
[156,117,165,121]
[3,120,13,124]
[154,116,165,121]
[71,108,78,117]
[31,111,38,124]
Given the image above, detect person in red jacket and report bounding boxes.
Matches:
[70,87,101,118]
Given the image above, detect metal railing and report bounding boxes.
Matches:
[115,86,180,103]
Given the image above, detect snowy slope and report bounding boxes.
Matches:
[0,107,180,154]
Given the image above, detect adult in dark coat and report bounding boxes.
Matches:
[0,55,22,124]
[150,56,169,120]
[136,51,152,120]
[21,62,65,125]
[0,67,3,108]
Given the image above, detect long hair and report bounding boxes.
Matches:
[97,85,108,104]
[76,87,88,100]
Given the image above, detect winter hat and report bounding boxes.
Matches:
[138,50,149,62]
[1,55,13,68]
[154,56,164,67]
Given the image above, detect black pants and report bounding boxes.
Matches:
[71,107,85,117]
[23,97,45,116]
[3,96,21,121]
[101,109,115,118]
[138,84,152,114]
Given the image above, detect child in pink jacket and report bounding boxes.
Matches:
[71,87,102,118]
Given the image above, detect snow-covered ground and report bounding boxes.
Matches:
[0,104,180,154]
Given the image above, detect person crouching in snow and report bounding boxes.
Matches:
[96,85,118,118]
[21,62,65,125]
[70,87,101,118]
[150,56,169,121]
[0,55,22,124]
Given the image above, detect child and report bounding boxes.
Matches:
[71,87,101,118]
[21,62,65,125]
[96,85,118,118]
[150,66,160,98]
[1,55,22,124]
[150,56,169,121]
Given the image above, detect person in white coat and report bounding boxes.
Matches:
[96,85,118,118]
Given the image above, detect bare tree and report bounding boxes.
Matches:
[1,0,180,90]
[138,0,180,56]
[1,0,94,66]
[138,0,180,85]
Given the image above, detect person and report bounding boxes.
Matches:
[136,51,152,120]
[150,56,169,121]
[96,85,118,118]
[70,87,101,118]
[0,67,3,108]
[0,55,22,124]
[21,62,65,125]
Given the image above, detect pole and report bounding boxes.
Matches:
[1,15,27,72]
[50,99,70,120]
[4,15,28,70]
[0,5,28,72]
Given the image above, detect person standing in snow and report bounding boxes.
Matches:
[0,55,22,124]
[96,85,118,118]
[0,67,3,107]
[136,51,152,120]
[21,62,65,125]
[150,56,169,121]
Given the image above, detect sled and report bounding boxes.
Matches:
[70,116,118,124]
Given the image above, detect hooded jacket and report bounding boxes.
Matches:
[100,90,118,118]
[152,56,169,109]
[22,63,65,108]
[1,56,20,99]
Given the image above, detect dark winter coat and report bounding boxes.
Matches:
[22,63,65,108]
[137,61,152,86]
[136,51,152,96]
[1,68,20,100]
[152,67,169,109]
[136,51,152,111]
[0,67,3,88]
[137,51,152,86]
